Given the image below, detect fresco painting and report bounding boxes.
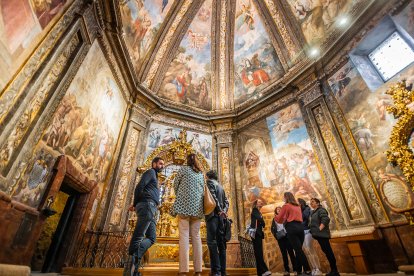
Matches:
[393,1,414,37]
[328,60,414,220]
[120,0,174,72]
[30,0,68,28]
[286,0,366,45]
[159,0,212,110]
[145,122,213,167]
[0,0,72,90]
[145,122,181,158]
[234,0,284,105]
[240,104,329,221]
[11,41,127,207]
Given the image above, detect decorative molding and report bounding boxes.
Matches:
[151,114,210,133]
[300,103,347,229]
[236,93,296,129]
[216,132,233,144]
[331,226,376,238]
[313,105,365,221]
[297,82,323,106]
[262,0,299,59]
[323,85,389,224]
[218,0,227,109]
[109,128,140,226]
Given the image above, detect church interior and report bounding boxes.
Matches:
[1,0,414,275]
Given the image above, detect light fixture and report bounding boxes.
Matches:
[309,47,320,58]
[336,15,349,27]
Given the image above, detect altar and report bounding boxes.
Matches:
[132,130,211,265]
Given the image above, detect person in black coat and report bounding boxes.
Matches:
[250,199,271,276]
[205,170,229,276]
[310,198,339,276]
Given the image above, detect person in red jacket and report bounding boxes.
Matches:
[275,192,311,276]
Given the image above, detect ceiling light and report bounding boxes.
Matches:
[309,48,320,58]
[337,16,349,27]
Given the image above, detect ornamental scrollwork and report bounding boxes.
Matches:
[385,81,414,185]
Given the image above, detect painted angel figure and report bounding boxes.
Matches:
[236,0,255,31]
[187,30,209,51]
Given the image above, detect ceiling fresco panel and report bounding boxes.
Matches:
[233,0,284,106]
[285,0,372,46]
[120,0,175,74]
[158,0,213,111]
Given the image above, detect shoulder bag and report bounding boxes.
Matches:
[204,182,216,215]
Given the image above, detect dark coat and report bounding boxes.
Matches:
[301,205,311,230]
[250,207,265,239]
[205,179,229,221]
[310,206,331,239]
[133,168,159,206]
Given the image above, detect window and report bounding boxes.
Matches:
[368,32,414,81]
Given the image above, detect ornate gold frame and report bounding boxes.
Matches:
[386,81,414,224]
[385,81,414,185]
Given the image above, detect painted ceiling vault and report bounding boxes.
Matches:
[118,0,374,114]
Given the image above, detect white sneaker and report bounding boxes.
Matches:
[262,271,272,276]
[313,269,323,276]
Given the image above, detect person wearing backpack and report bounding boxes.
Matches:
[205,170,229,276]
[271,206,296,276]
[309,198,339,276]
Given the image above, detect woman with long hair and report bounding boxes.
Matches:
[271,206,296,276]
[250,199,272,276]
[275,192,311,275]
[310,198,339,276]
[298,198,322,276]
[173,153,204,276]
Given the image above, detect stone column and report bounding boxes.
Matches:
[215,128,242,267]
[104,106,150,231]
[298,83,381,274]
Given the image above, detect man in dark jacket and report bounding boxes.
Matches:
[128,157,164,276]
[205,170,229,276]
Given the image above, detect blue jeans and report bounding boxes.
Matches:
[128,201,157,259]
[206,216,227,275]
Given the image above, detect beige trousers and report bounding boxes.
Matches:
[178,216,202,273]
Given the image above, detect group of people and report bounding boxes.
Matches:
[250,192,339,276]
[128,154,229,276]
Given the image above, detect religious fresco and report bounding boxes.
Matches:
[120,0,174,73]
[328,60,414,220]
[0,0,72,90]
[158,0,212,110]
[234,0,284,105]
[239,104,330,223]
[11,41,127,207]
[286,0,370,45]
[145,122,213,167]
[393,1,414,37]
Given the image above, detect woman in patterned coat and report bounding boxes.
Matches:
[173,153,205,276]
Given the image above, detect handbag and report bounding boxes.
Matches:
[276,228,287,240]
[247,220,258,239]
[204,183,217,215]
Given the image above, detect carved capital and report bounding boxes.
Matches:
[298,82,323,106]
[215,132,233,144]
